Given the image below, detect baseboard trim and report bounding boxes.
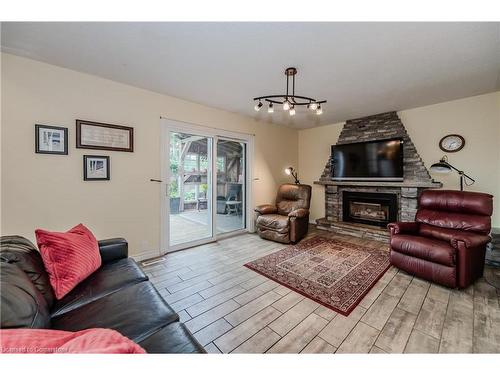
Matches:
[131,250,160,262]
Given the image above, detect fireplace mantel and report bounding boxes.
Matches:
[314,180,442,188]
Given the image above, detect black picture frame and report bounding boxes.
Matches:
[83,155,110,181]
[35,124,68,155]
[76,119,134,152]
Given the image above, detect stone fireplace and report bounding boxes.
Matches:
[315,112,442,242]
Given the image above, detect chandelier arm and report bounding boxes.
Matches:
[253,95,327,105]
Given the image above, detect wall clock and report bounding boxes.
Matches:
[439,134,465,153]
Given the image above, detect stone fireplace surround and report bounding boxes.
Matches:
[314,112,442,242]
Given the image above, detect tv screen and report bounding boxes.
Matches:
[331,138,404,181]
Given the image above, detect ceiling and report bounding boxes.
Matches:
[2,22,499,129]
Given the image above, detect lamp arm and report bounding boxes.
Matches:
[444,161,475,183]
[291,170,300,184]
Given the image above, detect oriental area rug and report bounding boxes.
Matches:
[244,236,390,316]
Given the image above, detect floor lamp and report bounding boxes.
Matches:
[429,155,475,191]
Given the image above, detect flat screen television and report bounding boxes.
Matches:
[331,138,404,181]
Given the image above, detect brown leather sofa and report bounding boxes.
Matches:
[388,190,493,289]
[255,184,312,244]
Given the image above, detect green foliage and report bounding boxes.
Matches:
[184,190,195,201]
[169,180,179,198]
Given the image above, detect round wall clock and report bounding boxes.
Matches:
[439,134,465,153]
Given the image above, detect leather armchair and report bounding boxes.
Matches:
[255,184,312,244]
[388,190,493,289]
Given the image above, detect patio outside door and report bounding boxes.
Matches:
[161,120,253,254]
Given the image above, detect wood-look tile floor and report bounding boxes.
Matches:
[142,228,500,354]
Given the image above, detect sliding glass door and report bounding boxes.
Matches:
[168,131,213,247]
[161,120,252,253]
[216,139,245,234]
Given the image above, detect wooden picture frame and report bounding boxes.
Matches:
[83,155,110,181]
[76,119,134,152]
[35,124,68,155]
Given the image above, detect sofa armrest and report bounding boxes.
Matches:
[255,204,277,215]
[387,222,419,235]
[450,232,491,249]
[288,208,309,219]
[98,238,128,263]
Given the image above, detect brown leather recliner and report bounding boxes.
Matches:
[255,184,312,244]
[388,190,493,289]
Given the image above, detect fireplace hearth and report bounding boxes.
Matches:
[343,191,398,228]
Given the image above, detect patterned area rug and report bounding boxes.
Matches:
[244,236,390,316]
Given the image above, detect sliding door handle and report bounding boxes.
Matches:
[150,179,163,183]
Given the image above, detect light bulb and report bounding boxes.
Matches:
[283,101,290,111]
[316,104,323,115]
[254,101,263,111]
[289,106,296,116]
[268,103,274,113]
[310,102,318,111]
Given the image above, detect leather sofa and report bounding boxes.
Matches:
[0,235,205,353]
[388,190,493,289]
[255,183,312,244]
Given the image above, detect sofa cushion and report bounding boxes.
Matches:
[35,224,102,299]
[51,258,148,318]
[51,281,179,342]
[138,323,205,353]
[1,262,51,329]
[0,328,146,354]
[256,214,289,233]
[1,236,56,309]
[390,234,456,266]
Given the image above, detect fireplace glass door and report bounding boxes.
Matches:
[342,191,398,228]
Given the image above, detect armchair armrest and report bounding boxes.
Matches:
[450,232,491,249]
[98,238,128,263]
[288,208,309,218]
[255,204,277,215]
[387,222,419,235]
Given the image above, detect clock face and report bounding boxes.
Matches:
[439,134,465,153]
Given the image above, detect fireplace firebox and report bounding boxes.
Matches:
[342,191,398,228]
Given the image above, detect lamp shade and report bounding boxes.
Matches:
[430,161,452,173]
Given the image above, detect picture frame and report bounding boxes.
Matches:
[76,119,134,152]
[35,124,68,155]
[83,155,110,181]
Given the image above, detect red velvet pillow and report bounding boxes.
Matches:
[35,224,102,299]
[0,328,145,354]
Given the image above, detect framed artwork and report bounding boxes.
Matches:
[83,155,110,181]
[35,124,68,155]
[76,119,134,152]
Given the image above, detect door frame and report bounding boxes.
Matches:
[160,119,254,254]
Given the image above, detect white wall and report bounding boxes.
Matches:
[2,52,499,260]
[299,92,500,227]
[1,53,298,258]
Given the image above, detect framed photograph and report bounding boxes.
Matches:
[35,124,68,155]
[76,119,133,152]
[83,155,110,181]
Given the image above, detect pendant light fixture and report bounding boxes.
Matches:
[253,67,326,116]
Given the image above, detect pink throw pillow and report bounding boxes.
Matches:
[35,224,102,299]
[0,328,145,354]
